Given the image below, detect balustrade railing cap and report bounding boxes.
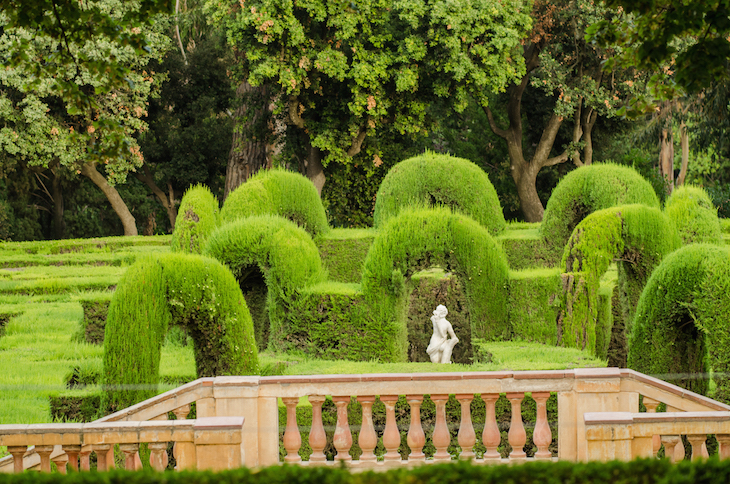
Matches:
[213,376,260,386]
[584,412,633,425]
[0,424,29,434]
[574,368,622,379]
[84,421,142,431]
[513,370,571,379]
[620,369,730,411]
[193,417,244,430]
[27,423,83,433]
[633,411,730,423]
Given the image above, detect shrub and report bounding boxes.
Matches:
[220,169,329,236]
[540,163,660,251]
[316,229,375,283]
[559,205,680,357]
[664,185,722,244]
[629,244,730,401]
[373,152,506,235]
[170,185,220,254]
[103,253,258,411]
[203,215,326,352]
[361,207,509,361]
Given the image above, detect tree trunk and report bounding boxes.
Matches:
[224,81,270,200]
[306,145,325,195]
[676,121,689,186]
[514,166,544,222]
[134,164,177,229]
[51,167,65,239]
[80,162,138,236]
[659,127,675,194]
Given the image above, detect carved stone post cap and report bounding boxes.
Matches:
[147,442,168,450]
[7,446,28,454]
[62,445,82,452]
[505,392,524,400]
[379,395,399,403]
[357,395,376,403]
[119,443,140,453]
[455,394,474,401]
[308,395,326,403]
[332,396,351,403]
[91,444,111,452]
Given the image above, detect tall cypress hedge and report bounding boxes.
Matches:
[220,169,329,236]
[664,185,722,245]
[541,164,660,252]
[203,215,326,352]
[372,152,506,235]
[103,254,258,412]
[629,244,730,401]
[170,185,220,254]
[361,207,510,361]
[560,205,680,357]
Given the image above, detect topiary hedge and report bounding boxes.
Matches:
[559,205,680,357]
[170,185,220,254]
[220,169,329,236]
[103,253,258,412]
[629,244,730,401]
[664,185,723,245]
[203,215,326,353]
[541,163,660,252]
[361,207,510,361]
[373,152,506,235]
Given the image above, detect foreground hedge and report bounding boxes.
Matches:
[2,459,730,484]
[170,185,220,254]
[664,185,722,245]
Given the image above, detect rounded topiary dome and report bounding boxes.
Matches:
[541,163,660,250]
[372,152,505,235]
[664,185,722,245]
[170,184,220,254]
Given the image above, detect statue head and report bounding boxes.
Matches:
[433,304,448,318]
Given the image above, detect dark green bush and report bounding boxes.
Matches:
[541,163,660,251]
[373,152,506,235]
[103,253,258,412]
[664,185,723,244]
[508,269,562,345]
[361,207,509,361]
[76,296,111,344]
[629,244,730,401]
[170,185,220,254]
[220,169,329,236]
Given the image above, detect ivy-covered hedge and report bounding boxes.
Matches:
[373,153,506,235]
[541,164,660,251]
[220,169,329,237]
[559,205,680,357]
[361,207,510,361]
[170,185,220,254]
[203,216,326,353]
[629,244,730,401]
[664,185,722,245]
[103,253,258,412]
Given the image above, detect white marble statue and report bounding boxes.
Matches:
[426,304,459,364]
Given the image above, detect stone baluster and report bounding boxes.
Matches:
[717,434,730,460]
[642,396,661,456]
[79,445,92,471]
[171,403,191,469]
[431,394,451,462]
[51,453,69,474]
[380,395,401,464]
[406,395,426,462]
[92,444,111,471]
[665,406,685,461]
[282,397,302,463]
[8,446,27,474]
[456,394,476,459]
[687,435,707,461]
[532,392,552,460]
[357,396,378,464]
[62,445,81,472]
[506,392,526,460]
[36,445,54,473]
[149,442,168,471]
[661,435,682,463]
[120,443,140,470]
[481,394,501,461]
[332,396,353,462]
[308,395,327,464]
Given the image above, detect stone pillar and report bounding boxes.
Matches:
[642,396,661,456]
[62,445,81,472]
[431,394,451,462]
[406,395,426,462]
[584,412,634,461]
[356,396,377,464]
[532,392,552,460]
[120,443,140,471]
[687,435,707,461]
[8,446,27,474]
[193,416,245,471]
[456,394,475,459]
[506,393,526,460]
[308,395,328,464]
[149,442,168,471]
[332,396,353,463]
[51,452,69,475]
[36,445,54,473]
[92,444,112,471]
[380,395,401,464]
[79,445,92,471]
[481,394,501,461]
[716,434,730,460]
[661,435,682,463]
[282,397,302,463]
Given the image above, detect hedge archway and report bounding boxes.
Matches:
[203,215,326,352]
[541,164,660,251]
[629,244,730,400]
[560,205,681,358]
[361,207,510,361]
[664,185,723,245]
[220,169,329,237]
[373,152,506,235]
[170,184,220,254]
[103,253,258,411]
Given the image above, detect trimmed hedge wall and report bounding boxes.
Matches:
[541,163,660,251]
[316,229,375,283]
[220,169,329,237]
[75,295,112,344]
[203,215,326,353]
[629,244,730,401]
[559,205,680,356]
[373,153,506,235]
[507,269,562,345]
[665,185,723,245]
[170,185,219,254]
[361,207,510,361]
[103,253,258,412]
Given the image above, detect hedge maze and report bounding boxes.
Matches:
[101,152,730,406]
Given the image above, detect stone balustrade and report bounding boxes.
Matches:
[0,416,244,473]
[3,368,730,472]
